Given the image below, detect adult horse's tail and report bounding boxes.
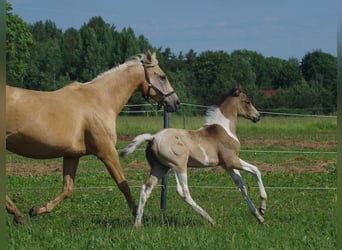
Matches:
[119,133,154,158]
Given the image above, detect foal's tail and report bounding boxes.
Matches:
[119,133,154,158]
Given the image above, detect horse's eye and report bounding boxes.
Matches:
[159,75,167,82]
[245,100,250,104]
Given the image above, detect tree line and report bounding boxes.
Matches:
[6,3,337,114]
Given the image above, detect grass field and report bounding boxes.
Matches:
[6,114,336,249]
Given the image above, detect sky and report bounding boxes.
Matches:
[9,0,337,60]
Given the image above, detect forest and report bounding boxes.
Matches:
[6,3,337,114]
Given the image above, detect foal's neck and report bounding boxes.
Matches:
[204,106,239,142]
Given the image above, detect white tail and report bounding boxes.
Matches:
[119,133,154,158]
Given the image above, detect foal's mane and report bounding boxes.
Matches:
[204,85,243,125]
[213,85,242,106]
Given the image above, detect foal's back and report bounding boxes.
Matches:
[148,124,240,169]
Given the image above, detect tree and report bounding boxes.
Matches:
[61,28,82,80]
[231,50,266,87]
[24,20,63,89]
[192,50,233,105]
[301,50,336,88]
[277,59,303,88]
[79,25,101,81]
[6,2,33,86]
[231,54,256,86]
[263,57,284,89]
[120,27,140,62]
[301,50,336,110]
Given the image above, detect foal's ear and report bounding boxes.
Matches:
[232,85,243,96]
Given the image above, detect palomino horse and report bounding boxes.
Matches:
[6,51,180,224]
[120,85,267,227]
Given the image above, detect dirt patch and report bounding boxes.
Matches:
[203,158,335,174]
[6,137,336,176]
[240,137,336,150]
[6,162,62,176]
[118,135,134,141]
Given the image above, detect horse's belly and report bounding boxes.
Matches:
[6,132,86,159]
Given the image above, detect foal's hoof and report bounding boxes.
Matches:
[259,207,266,215]
[29,206,40,217]
[14,215,26,224]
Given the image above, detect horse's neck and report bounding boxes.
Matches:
[89,64,143,113]
[205,106,238,141]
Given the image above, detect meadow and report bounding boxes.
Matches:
[6,112,337,249]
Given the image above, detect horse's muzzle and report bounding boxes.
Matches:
[164,99,180,112]
[163,95,180,112]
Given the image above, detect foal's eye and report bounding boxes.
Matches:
[245,100,251,104]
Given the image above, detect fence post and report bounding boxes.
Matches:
[160,110,169,215]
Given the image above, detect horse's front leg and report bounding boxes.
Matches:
[6,195,25,224]
[29,157,79,217]
[98,149,137,217]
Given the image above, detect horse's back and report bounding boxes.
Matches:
[6,84,88,158]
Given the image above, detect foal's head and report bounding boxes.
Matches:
[217,85,260,122]
[139,51,180,112]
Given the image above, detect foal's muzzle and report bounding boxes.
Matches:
[252,113,260,123]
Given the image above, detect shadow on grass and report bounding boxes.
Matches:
[90,212,208,230]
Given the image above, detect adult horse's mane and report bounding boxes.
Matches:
[93,53,159,82]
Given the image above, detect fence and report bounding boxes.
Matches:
[6,103,337,212]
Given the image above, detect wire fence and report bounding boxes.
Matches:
[6,103,337,192]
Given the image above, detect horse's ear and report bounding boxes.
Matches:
[145,50,152,64]
[145,51,157,65]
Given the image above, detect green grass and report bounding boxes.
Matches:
[6,115,336,249]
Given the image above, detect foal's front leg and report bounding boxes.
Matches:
[229,169,265,223]
[239,159,267,214]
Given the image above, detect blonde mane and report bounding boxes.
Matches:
[92,53,159,82]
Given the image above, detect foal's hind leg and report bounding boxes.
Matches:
[6,195,25,224]
[174,171,216,226]
[29,157,79,217]
[134,166,169,228]
[229,169,265,224]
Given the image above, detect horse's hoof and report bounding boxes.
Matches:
[29,206,39,217]
[14,216,26,224]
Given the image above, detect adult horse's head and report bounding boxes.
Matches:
[218,85,260,123]
[139,51,180,112]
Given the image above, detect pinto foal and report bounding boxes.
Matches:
[121,86,267,227]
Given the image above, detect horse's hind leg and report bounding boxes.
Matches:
[29,157,79,217]
[98,149,137,217]
[229,169,265,224]
[174,171,216,226]
[6,195,25,224]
